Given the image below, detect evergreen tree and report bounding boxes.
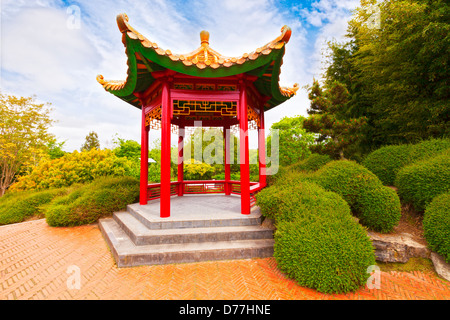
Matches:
[303,80,366,160]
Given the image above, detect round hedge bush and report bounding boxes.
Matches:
[45,176,139,227]
[362,144,411,185]
[274,208,375,294]
[363,138,450,186]
[255,180,350,223]
[311,160,401,233]
[423,193,450,262]
[290,153,332,173]
[395,150,450,212]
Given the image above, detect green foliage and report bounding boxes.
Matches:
[423,193,450,262]
[80,131,100,151]
[335,0,450,150]
[267,115,315,167]
[45,176,139,227]
[0,92,55,196]
[46,138,66,160]
[257,180,375,294]
[0,188,68,225]
[312,160,401,233]
[303,80,366,159]
[395,150,450,212]
[275,160,401,233]
[290,153,332,173]
[256,180,350,223]
[363,138,450,185]
[362,144,414,186]
[183,160,215,180]
[274,212,375,294]
[9,149,136,192]
[211,172,240,181]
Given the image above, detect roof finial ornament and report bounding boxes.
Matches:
[200,30,210,46]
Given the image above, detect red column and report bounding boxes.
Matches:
[223,125,231,195]
[160,80,171,218]
[258,105,266,187]
[177,125,184,196]
[239,82,250,215]
[140,108,149,205]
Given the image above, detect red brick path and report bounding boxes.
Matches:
[1,219,449,300]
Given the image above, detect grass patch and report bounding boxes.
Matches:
[377,257,435,273]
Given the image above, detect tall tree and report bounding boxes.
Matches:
[0,93,54,196]
[303,80,366,160]
[348,0,449,146]
[80,131,100,151]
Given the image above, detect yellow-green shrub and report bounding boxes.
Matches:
[9,149,135,192]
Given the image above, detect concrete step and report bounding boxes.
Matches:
[126,202,262,230]
[113,211,274,245]
[99,218,274,267]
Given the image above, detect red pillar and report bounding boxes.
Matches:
[239,82,250,215]
[177,125,184,196]
[140,108,149,205]
[223,125,231,195]
[160,80,171,218]
[258,105,266,188]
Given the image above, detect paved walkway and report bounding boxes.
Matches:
[1,219,449,300]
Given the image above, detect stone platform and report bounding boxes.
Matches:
[99,195,275,267]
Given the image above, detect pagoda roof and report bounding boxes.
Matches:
[97,13,298,111]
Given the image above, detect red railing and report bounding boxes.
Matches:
[146,180,264,207]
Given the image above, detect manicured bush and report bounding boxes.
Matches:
[9,149,136,192]
[0,188,68,225]
[290,153,332,173]
[256,180,350,223]
[363,138,450,186]
[362,144,411,185]
[45,176,139,227]
[423,193,450,262]
[395,150,450,212]
[275,216,375,294]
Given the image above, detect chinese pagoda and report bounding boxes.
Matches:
[97,13,298,218]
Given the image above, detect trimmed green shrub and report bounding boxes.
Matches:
[363,138,450,186]
[290,153,332,173]
[256,178,376,293]
[45,176,139,227]
[275,160,401,233]
[423,193,450,262]
[256,180,350,223]
[275,216,375,294]
[309,160,401,233]
[395,150,450,212]
[362,144,411,185]
[0,188,68,225]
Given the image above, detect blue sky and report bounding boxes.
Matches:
[1,0,360,151]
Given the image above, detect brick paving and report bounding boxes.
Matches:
[0,219,449,300]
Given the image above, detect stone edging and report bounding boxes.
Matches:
[368,231,449,281]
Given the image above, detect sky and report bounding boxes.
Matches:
[0,0,360,152]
